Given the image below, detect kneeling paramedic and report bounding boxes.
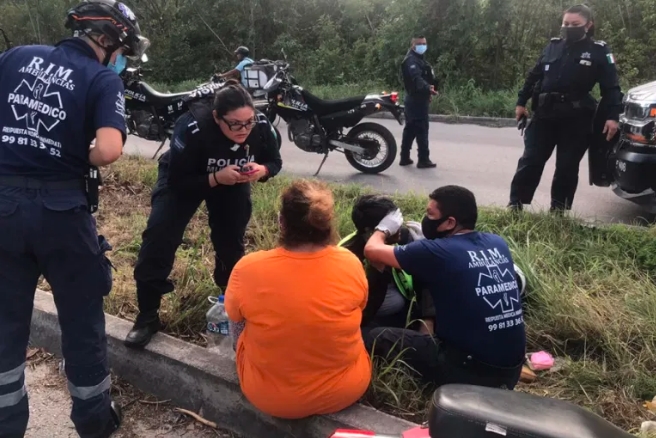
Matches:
[125,80,283,348]
[363,186,527,390]
[338,194,435,332]
[0,1,149,437]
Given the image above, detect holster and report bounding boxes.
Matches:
[85,166,101,214]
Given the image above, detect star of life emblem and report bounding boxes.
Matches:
[9,76,66,136]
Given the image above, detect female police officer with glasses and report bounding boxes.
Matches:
[508,4,623,214]
[124,80,283,348]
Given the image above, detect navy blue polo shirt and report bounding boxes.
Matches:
[0,38,127,181]
[394,232,527,367]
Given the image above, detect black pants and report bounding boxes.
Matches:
[401,96,430,161]
[509,115,592,210]
[362,327,522,390]
[0,185,114,438]
[133,160,252,314]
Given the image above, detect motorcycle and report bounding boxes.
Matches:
[120,56,281,159]
[262,59,404,175]
[329,383,632,438]
[588,80,656,213]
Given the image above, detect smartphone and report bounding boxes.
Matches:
[240,165,257,176]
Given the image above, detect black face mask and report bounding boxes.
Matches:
[560,25,587,42]
[421,215,454,240]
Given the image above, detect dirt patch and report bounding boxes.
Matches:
[24,350,237,438]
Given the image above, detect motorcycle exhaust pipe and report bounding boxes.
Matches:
[329,139,367,155]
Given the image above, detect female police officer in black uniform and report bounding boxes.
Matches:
[508,4,622,213]
[124,80,282,348]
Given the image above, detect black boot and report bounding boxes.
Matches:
[124,310,161,349]
[97,400,123,438]
[399,152,413,166]
[417,159,437,169]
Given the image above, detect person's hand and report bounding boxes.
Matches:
[430,85,439,96]
[515,106,528,121]
[603,120,619,141]
[405,220,425,241]
[242,163,269,182]
[375,209,404,236]
[213,165,243,186]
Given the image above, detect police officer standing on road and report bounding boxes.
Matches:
[399,35,439,169]
[508,4,622,214]
[124,80,282,349]
[0,1,149,437]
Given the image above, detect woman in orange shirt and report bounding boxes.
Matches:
[224,179,372,419]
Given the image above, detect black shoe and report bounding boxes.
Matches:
[508,203,523,211]
[98,400,122,438]
[417,160,437,169]
[124,311,161,349]
[399,157,414,166]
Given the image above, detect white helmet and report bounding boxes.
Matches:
[514,264,526,297]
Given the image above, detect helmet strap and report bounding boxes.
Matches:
[80,29,120,66]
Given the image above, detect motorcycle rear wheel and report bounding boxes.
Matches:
[344,122,397,174]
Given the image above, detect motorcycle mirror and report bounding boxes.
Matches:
[141,53,149,63]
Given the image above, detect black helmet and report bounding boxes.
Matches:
[65,0,149,59]
[235,46,250,57]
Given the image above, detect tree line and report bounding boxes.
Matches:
[1,0,655,92]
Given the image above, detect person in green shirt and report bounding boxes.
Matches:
[339,194,435,332]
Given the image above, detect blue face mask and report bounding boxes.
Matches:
[414,44,427,55]
[108,54,127,75]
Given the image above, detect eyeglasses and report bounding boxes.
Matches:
[221,117,257,131]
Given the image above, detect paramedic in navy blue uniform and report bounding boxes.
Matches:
[0,1,149,437]
[124,80,282,349]
[508,4,622,213]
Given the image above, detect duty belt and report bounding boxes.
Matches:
[0,175,85,190]
[537,92,584,111]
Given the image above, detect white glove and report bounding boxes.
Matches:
[405,220,425,241]
[375,209,404,236]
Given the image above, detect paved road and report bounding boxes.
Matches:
[123,118,653,225]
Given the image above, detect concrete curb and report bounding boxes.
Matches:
[30,289,419,438]
[367,111,517,128]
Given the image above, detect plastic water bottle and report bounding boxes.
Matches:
[206,295,230,354]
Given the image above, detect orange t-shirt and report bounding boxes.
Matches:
[224,245,372,419]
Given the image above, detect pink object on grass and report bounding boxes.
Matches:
[530,351,555,370]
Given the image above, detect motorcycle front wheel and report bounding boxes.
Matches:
[344,122,397,174]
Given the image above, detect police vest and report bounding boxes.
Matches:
[338,231,415,300]
[0,38,126,181]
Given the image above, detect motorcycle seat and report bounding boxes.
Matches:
[301,89,365,117]
[140,82,190,106]
[428,384,632,438]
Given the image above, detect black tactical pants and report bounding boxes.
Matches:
[509,115,592,210]
[401,96,431,162]
[133,157,252,314]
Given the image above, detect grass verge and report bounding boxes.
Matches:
[43,155,656,433]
